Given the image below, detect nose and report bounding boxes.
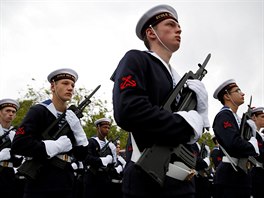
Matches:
[176,24,182,34]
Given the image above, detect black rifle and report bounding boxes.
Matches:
[88,136,120,175]
[0,126,17,151]
[99,136,120,157]
[135,53,211,186]
[237,96,257,173]
[42,85,101,140]
[197,141,211,177]
[17,85,101,180]
[199,142,207,159]
[240,96,253,141]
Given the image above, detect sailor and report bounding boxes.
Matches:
[111,4,209,198]
[212,79,259,198]
[250,107,264,198]
[83,117,118,198]
[11,68,88,198]
[0,98,23,198]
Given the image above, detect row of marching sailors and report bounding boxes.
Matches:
[193,79,264,198]
[0,68,126,198]
[120,78,264,198]
[210,79,264,198]
[173,102,264,198]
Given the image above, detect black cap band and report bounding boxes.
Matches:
[51,73,76,82]
[141,12,177,37]
[0,103,18,111]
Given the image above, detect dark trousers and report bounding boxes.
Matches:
[214,184,251,198]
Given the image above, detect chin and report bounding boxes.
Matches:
[172,45,180,52]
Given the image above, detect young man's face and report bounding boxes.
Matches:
[97,124,111,138]
[154,18,182,52]
[225,86,245,106]
[0,107,17,124]
[52,79,75,102]
[253,113,264,130]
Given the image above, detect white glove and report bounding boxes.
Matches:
[248,136,260,155]
[186,79,210,128]
[175,110,203,144]
[0,148,11,161]
[71,161,84,170]
[246,119,257,137]
[203,157,210,167]
[9,130,16,141]
[100,155,113,166]
[43,135,72,158]
[205,145,210,157]
[0,125,4,136]
[78,161,84,169]
[117,155,127,167]
[65,110,88,146]
[108,142,117,163]
[71,162,78,170]
[115,164,123,174]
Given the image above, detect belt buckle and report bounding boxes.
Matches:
[62,154,69,161]
[3,161,9,167]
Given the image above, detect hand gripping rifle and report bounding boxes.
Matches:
[17,85,101,180]
[42,85,101,140]
[135,53,211,186]
[89,136,120,175]
[237,96,257,173]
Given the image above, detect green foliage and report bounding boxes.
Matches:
[198,131,214,150]
[13,100,34,127]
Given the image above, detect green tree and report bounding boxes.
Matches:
[198,131,214,150]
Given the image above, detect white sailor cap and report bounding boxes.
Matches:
[47,68,78,83]
[94,118,112,126]
[213,79,238,100]
[252,107,264,115]
[0,98,20,111]
[136,4,178,40]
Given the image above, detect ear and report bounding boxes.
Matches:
[145,27,156,39]
[223,93,230,101]
[50,83,55,92]
[251,115,257,122]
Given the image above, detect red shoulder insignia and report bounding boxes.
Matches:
[16,127,25,135]
[127,145,133,152]
[223,121,232,128]
[120,75,136,90]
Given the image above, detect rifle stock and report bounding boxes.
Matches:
[18,85,101,180]
[135,54,211,186]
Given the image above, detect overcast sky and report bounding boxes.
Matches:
[0,0,263,127]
